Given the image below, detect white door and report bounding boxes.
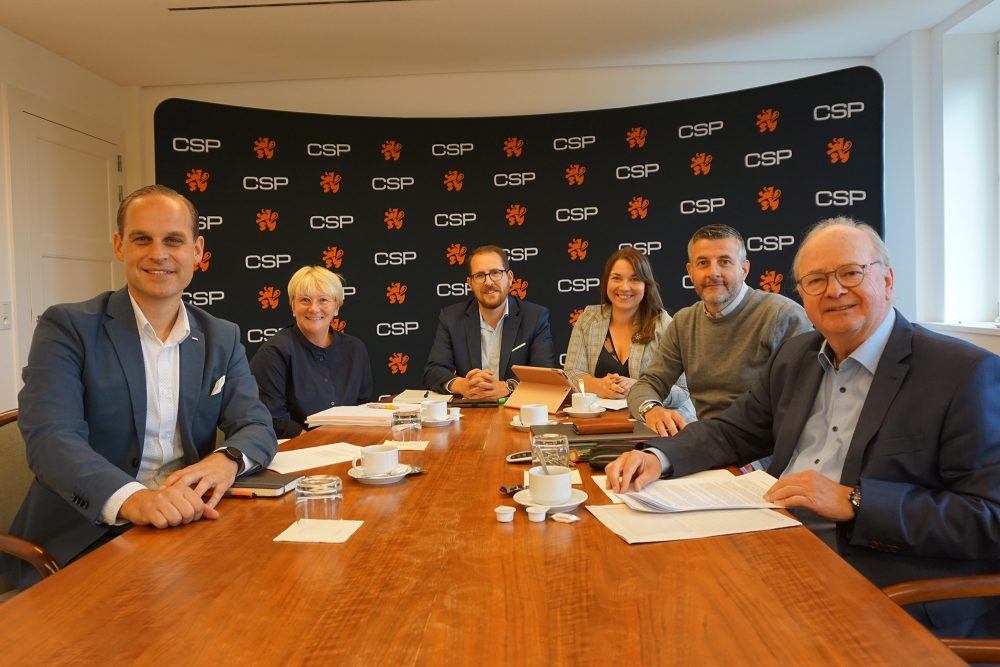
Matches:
[9,98,122,371]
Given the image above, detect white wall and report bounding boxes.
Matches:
[0,25,125,410]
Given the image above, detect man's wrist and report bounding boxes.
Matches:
[638,400,662,420]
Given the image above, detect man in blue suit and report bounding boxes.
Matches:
[607,218,1000,637]
[424,245,556,399]
[1,185,277,590]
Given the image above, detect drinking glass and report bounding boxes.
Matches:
[530,433,570,468]
[295,475,343,521]
[390,409,422,441]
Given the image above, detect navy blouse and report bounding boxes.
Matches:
[250,325,374,438]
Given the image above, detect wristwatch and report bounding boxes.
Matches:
[219,446,245,475]
[848,485,862,515]
[505,379,518,396]
[638,400,662,420]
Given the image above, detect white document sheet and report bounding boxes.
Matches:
[274,519,364,543]
[621,469,781,513]
[393,389,452,403]
[591,469,736,504]
[595,398,628,411]
[587,504,801,544]
[267,443,361,473]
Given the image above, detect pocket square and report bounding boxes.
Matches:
[211,376,226,396]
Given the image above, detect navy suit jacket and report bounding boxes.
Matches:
[423,296,556,394]
[0,288,277,590]
[646,311,1000,631]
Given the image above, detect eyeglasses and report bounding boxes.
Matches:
[796,261,883,296]
[469,269,507,284]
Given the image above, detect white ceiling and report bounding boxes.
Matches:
[0,0,993,87]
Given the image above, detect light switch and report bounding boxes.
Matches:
[0,301,10,330]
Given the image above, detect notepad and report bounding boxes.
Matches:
[226,472,304,497]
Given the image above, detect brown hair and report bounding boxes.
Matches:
[466,245,510,274]
[599,247,665,343]
[116,184,199,239]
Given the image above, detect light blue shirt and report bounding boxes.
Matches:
[783,308,896,547]
[480,299,509,377]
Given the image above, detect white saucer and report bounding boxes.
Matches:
[564,407,606,418]
[421,414,459,427]
[509,417,558,433]
[512,488,588,513]
[348,464,411,485]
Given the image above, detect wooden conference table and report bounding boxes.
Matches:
[0,407,960,665]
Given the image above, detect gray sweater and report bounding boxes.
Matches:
[628,288,812,420]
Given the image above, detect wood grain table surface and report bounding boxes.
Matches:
[0,406,960,665]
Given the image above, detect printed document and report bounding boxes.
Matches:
[620,469,780,513]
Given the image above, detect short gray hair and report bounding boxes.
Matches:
[792,217,890,283]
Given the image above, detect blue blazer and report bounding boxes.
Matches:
[1,288,277,589]
[423,296,556,394]
[646,311,1000,632]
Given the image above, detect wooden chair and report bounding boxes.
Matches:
[883,574,1000,664]
[0,409,59,598]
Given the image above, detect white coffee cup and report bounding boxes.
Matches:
[571,392,599,412]
[528,465,572,505]
[519,403,548,426]
[352,444,399,475]
[421,399,448,421]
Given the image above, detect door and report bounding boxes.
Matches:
[9,95,122,372]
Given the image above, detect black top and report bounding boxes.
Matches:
[594,331,629,378]
[250,325,373,438]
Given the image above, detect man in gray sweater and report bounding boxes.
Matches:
[629,224,811,436]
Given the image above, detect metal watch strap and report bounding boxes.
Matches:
[638,400,662,419]
[848,486,862,514]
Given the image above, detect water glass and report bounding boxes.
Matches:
[295,475,343,521]
[390,409,422,441]
[530,433,570,468]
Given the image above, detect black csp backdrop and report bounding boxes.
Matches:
[154,66,883,397]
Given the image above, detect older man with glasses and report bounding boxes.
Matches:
[607,216,1000,639]
[424,244,556,399]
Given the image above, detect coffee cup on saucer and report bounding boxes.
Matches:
[352,444,399,475]
[527,465,572,505]
[571,392,599,412]
[519,403,548,427]
[421,399,449,421]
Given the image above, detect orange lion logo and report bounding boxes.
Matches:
[443,170,464,192]
[565,164,587,186]
[320,171,342,193]
[256,208,279,232]
[194,250,212,273]
[510,278,528,299]
[503,137,524,157]
[757,187,781,212]
[330,317,346,333]
[567,238,589,260]
[185,169,210,192]
[626,127,647,148]
[257,286,281,310]
[388,352,410,374]
[505,204,526,226]
[384,208,405,230]
[627,196,649,220]
[759,270,784,293]
[568,308,583,326]
[381,140,402,161]
[446,243,467,265]
[322,246,344,269]
[827,137,852,164]
[756,109,780,133]
[690,153,713,175]
[253,137,276,159]
[386,282,408,304]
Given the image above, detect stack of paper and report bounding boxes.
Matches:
[306,405,393,427]
[620,469,780,513]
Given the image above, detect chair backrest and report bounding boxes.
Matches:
[0,409,33,594]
